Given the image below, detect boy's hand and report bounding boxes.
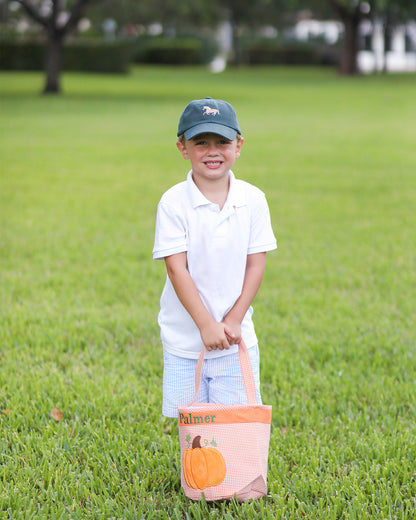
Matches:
[223,316,242,345]
[200,322,231,351]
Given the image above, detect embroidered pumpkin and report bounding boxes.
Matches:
[183,435,226,489]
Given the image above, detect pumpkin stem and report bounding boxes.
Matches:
[192,435,202,449]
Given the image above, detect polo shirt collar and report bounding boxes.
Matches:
[186,170,247,209]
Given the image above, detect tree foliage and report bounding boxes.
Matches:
[6,0,416,86]
[86,0,220,34]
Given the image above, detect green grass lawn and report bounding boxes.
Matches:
[1,66,416,519]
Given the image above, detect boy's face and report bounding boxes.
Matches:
[176,133,243,184]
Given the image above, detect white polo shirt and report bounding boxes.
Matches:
[153,170,277,359]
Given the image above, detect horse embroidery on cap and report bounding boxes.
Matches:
[203,106,219,116]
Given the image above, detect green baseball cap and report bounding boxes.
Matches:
[177,97,241,141]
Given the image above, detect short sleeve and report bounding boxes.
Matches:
[152,201,188,260]
[247,192,277,254]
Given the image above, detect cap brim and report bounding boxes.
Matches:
[183,123,238,141]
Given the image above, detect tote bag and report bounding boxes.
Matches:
[178,340,272,502]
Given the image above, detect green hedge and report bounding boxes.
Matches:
[246,41,321,66]
[133,37,217,65]
[64,40,132,73]
[0,37,338,71]
[0,39,132,73]
[0,39,44,70]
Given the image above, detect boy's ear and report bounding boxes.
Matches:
[235,136,244,159]
[176,140,189,159]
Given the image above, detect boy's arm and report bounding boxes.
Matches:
[164,252,234,351]
[223,252,266,345]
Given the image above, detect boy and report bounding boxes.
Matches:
[153,97,276,417]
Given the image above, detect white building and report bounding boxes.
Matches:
[293,18,416,73]
[358,19,416,73]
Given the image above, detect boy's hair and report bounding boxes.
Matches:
[177,133,242,145]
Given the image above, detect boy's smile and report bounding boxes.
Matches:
[177,133,243,184]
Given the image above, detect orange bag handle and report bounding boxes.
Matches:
[188,340,258,406]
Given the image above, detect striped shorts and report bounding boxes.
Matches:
[162,345,262,418]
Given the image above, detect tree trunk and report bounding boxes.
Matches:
[17,0,92,95]
[44,31,63,94]
[0,0,8,23]
[338,15,360,75]
[328,0,363,76]
[382,10,393,74]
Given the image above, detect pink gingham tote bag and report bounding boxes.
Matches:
[178,340,272,502]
